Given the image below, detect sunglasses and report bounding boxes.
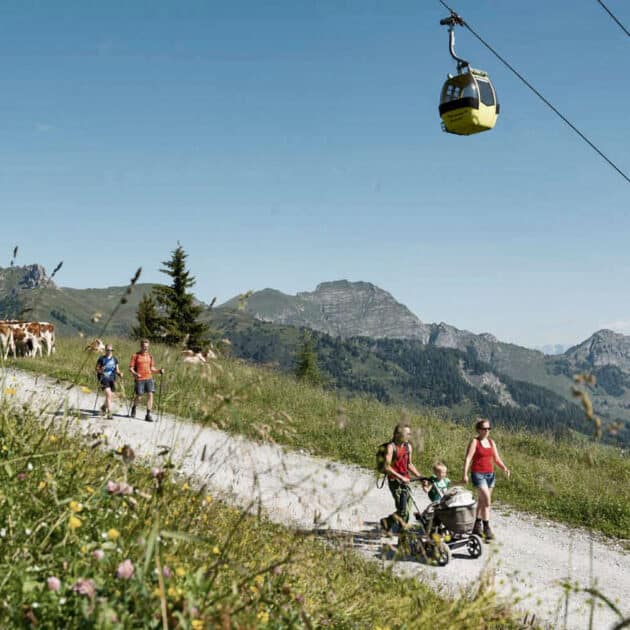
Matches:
[480,426,491,431]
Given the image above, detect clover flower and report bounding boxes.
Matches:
[47,577,61,592]
[72,578,96,598]
[116,559,134,580]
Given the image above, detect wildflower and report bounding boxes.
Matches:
[68,515,82,531]
[175,566,186,578]
[47,577,61,592]
[212,546,220,555]
[49,435,57,443]
[17,472,27,481]
[107,480,133,496]
[152,587,163,598]
[204,494,213,504]
[257,610,270,625]
[69,500,83,513]
[182,482,190,491]
[116,559,134,580]
[167,586,177,598]
[273,565,283,576]
[191,621,204,630]
[81,387,92,394]
[162,566,172,578]
[107,528,120,540]
[72,578,96,598]
[38,481,46,490]
[86,486,95,494]
[4,388,16,396]
[92,549,105,561]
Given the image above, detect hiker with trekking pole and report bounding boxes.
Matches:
[128,339,164,422]
[95,343,123,419]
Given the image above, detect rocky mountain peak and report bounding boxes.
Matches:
[565,328,630,369]
[0,263,55,291]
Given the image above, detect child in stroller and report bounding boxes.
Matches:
[405,468,483,565]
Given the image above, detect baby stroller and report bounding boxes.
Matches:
[403,479,483,566]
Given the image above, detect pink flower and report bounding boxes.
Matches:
[92,549,105,561]
[162,566,172,578]
[47,576,61,591]
[106,480,134,496]
[17,472,27,481]
[72,578,96,598]
[116,559,134,580]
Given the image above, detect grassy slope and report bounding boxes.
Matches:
[0,407,522,629]
[8,337,630,541]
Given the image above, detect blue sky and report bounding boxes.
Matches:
[1,0,628,348]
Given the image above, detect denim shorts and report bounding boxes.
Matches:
[135,378,155,395]
[471,472,495,489]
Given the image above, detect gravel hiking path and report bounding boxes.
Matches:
[4,368,630,629]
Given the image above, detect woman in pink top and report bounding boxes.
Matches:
[463,417,510,541]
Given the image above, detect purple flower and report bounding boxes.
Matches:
[72,578,96,598]
[92,549,105,561]
[162,565,172,578]
[47,576,61,591]
[116,559,134,580]
[106,480,134,496]
[106,480,119,494]
[17,472,27,481]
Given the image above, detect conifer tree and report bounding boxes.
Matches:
[131,293,163,341]
[294,335,322,385]
[152,244,209,349]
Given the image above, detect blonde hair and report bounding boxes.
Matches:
[432,461,447,474]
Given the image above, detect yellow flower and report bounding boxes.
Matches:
[152,587,163,598]
[4,388,16,396]
[48,435,58,443]
[38,481,46,490]
[167,586,177,598]
[69,500,83,513]
[175,566,186,577]
[254,574,264,586]
[107,528,120,540]
[81,386,92,394]
[191,621,204,630]
[182,483,190,491]
[80,545,88,554]
[212,546,220,555]
[86,486,95,494]
[257,610,270,625]
[68,515,82,531]
[204,494,213,505]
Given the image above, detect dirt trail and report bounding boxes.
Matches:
[4,368,629,629]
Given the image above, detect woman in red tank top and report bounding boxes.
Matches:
[463,418,510,541]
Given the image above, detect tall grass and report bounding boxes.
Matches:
[0,400,524,628]
[12,336,630,541]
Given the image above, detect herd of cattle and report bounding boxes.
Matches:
[0,321,56,360]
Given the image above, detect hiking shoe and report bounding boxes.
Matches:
[380,517,391,534]
[145,412,154,423]
[483,521,495,541]
[472,519,482,536]
[100,403,106,415]
[106,412,113,420]
[130,405,136,418]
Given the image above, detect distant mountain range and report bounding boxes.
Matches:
[2,265,628,445]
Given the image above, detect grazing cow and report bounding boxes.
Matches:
[37,322,56,356]
[180,348,217,365]
[85,338,105,353]
[0,324,15,360]
[11,324,42,358]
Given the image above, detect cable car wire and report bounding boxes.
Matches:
[437,0,630,185]
[596,0,630,37]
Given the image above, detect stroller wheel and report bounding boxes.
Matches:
[467,534,483,559]
[425,541,451,566]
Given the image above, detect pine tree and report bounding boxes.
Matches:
[294,335,322,385]
[152,244,209,349]
[131,293,163,341]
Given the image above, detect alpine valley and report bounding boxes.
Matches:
[2,265,628,446]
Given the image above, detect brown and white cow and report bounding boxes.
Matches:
[0,320,56,358]
[0,323,15,360]
[84,338,105,353]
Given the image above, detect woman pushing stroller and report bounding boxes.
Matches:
[379,423,423,534]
